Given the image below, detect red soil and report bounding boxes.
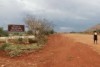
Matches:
[0,34,100,67]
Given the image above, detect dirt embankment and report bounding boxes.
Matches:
[0,34,100,67]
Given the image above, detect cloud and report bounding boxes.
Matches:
[0,0,24,23]
[58,27,75,32]
[0,0,100,31]
[18,0,100,22]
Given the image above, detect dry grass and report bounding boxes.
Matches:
[64,33,100,54]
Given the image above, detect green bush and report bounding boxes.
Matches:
[43,29,55,35]
[0,43,42,57]
[0,43,10,50]
[0,28,8,37]
[36,35,47,46]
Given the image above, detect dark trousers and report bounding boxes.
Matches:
[94,40,97,44]
[94,35,98,44]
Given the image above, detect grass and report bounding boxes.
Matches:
[0,43,43,57]
[0,35,48,57]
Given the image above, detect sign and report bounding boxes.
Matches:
[8,25,25,32]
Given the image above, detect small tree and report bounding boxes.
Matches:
[0,27,8,37]
[25,15,54,45]
[25,16,54,36]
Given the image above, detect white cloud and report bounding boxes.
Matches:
[0,0,24,23]
[0,0,100,31]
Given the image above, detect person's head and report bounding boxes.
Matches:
[94,31,98,35]
[94,31,97,33]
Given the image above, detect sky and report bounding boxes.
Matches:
[0,0,100,32]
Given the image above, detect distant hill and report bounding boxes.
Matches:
[85,24,100,32]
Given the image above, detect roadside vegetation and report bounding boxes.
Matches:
[0,16,55,57]
[0,43,42,57]
[25,15,54,45]
[0,27,8,37]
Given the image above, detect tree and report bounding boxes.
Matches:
[0,27,8,36]
[25,16,54,36]
[24,16,54,45]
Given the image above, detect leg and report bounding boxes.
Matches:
[96,40,97,44]
[94,40,95,44]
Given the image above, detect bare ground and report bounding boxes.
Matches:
[0,34,100,67]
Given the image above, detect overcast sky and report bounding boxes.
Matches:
[0,0,100,32]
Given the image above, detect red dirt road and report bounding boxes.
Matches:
[0,34,100,67]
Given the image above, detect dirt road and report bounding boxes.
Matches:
[0,34,100,67]
[66,33,100,54]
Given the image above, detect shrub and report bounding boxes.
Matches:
[8,49,23,57]
[25,16,54,45]
[36,35,47,46]
[28,38,38,44]
[0,43,10,50]
[0,43,42,57]
[17,38,23,44]
[0,28,8,37]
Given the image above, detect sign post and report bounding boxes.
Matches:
[8,24,25,43]
[8,25,25,32]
